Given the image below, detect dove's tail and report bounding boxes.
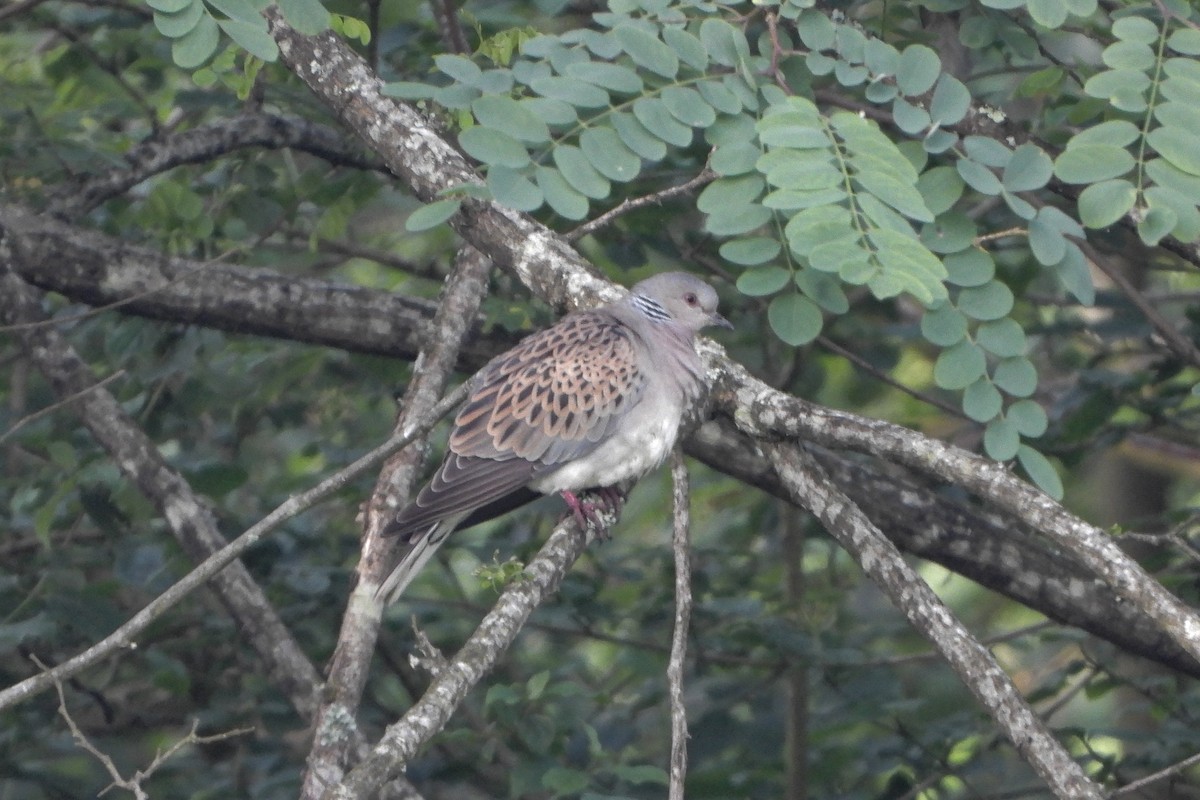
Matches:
[375,521,455,606]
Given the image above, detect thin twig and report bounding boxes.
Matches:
[1068,236,1200,370]
[817,335,963,418]
[1111,750,1200,797]
[37,655,253,800]
[566,170,717,242]
[0,382,468,713]
[0,370,125,445]
[667,451,692,800]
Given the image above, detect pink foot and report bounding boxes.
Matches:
[561,487,626,538]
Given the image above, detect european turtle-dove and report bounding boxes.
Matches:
[377,271,731,604]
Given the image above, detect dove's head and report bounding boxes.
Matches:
[631,272,733,333]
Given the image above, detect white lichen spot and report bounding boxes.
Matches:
[316,704,357,746]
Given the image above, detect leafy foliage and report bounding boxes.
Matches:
[4,0,1200,798]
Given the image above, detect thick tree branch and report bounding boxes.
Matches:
[48,112,382,217]
[685,421,1200,679]
[765,443,1103,800]
[667,451,692,800]
[0,204,505,365]
[328,515,601,800]
[301,247,493,797]
[709,349,1200,665]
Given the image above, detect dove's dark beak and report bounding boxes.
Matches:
[709,312,734,330]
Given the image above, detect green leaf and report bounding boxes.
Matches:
[1083,69,1150,111]
[921,212,976,254]
[1026,0,1068,28]
[984,417,1020,460]
[712,143,762,176]
[1077,179,1136,228]
[736,265,791,295]
[964,135,1012,168]
[147,0,191,12]
[553,145,610,199]
[155,1,204,38]
[929,75,970,125]
[434,83,480,110]
[632,97,693,147]
[957,159,1002,195]
[1168,28,1200,56]
[784,205,854,255]
[1008,399,1048,436]
[663,26,708,70]
[1102,40,1156,71]
[1053,245,1095,305]
[472,96,550,144]
[531,76,609,108]
[564,61,643,94]
[1017,445,1063,499]
[578,127,640,183]
[917,166,964,215]
[459,126,529,168]
[697,79,742,115]
[661,86,715,128]
[542,767,590,794]
[487,166,542,211]
[963,378,1003,422]
[172,13,219,67]
[435,54,483,85]
[217,18,278,61]
[944,248,994,287]
[869,228,949,305]
[704,203,771,236]
[721,237,781,266]
[795,9,835,51]
[1028,213,1066,266]
[976,317,1026,357]
[1144,185,1200,242]
[1137,205,1177,245]
[614,24,679,78]
[405,198,461,232]
[1112,16,1159,44]
[1070,119,1141,148]
[957,280,1014,321]
[701,17,750,67]
[383,81,438,100]
[536,167,588,220]
[611,112,666,161]
[1002,144,1053,192]
[1018,66,1065,97]
[934,340,987,390]
[1054,145,1135,183]
[277,0,329,35]
[896,44,941,96]
[855,171,934,222]
[757,112,828,149]
[1148,126,1200,177]
[794,268,850,313]
[1155,103,1200,135]
[920,303,968,346]
[892,98,931,135]
[522,97,576,126]
[768,292,823,345]
[992,356,1038,396]
[698,175,765,213]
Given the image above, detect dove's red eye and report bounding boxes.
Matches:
[684,292,698,306]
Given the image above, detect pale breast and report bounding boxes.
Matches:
[529,395,683,492]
